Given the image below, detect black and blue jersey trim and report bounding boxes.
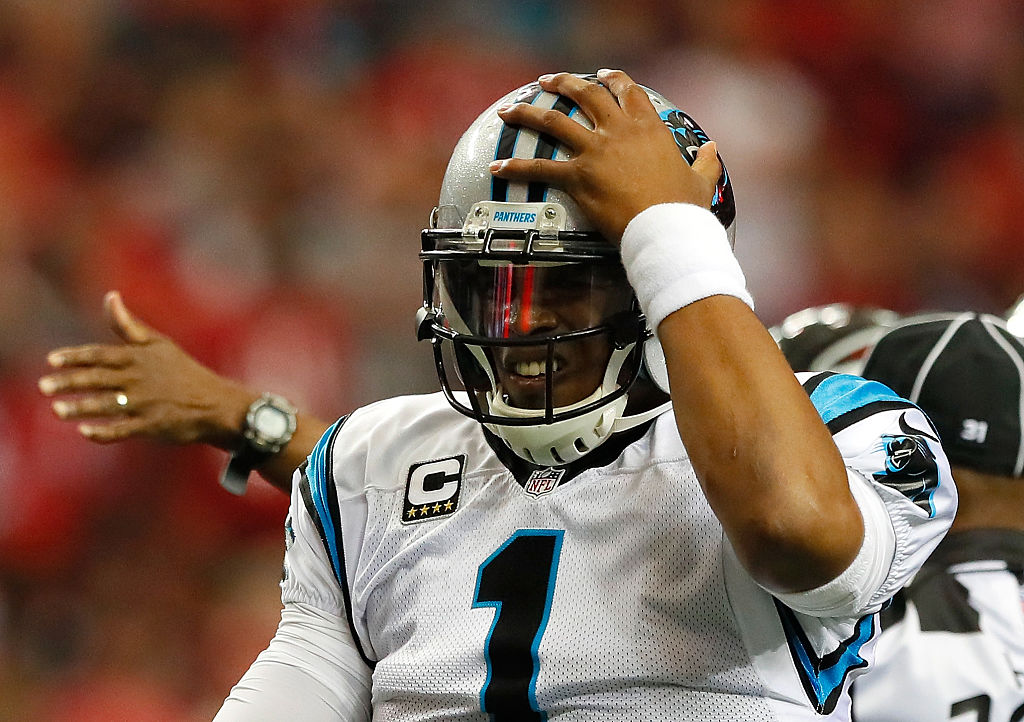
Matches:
[298,414,376,668]
[800,371,834,397]
[803,372,919,435]
[775,599,874,714]
[297,462,328,556]
[303,416,348,588]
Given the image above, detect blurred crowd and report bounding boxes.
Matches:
[0,0,1022,719]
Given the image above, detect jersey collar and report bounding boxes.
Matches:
[481,418,656,489]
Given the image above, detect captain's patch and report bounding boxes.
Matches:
[403,455,464,524]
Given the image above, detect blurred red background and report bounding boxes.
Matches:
[1,0,1022,718]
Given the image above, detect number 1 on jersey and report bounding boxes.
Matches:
[473,529,564,721]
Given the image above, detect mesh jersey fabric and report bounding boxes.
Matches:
[275,374,955,721]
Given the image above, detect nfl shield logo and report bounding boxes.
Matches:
[524,467,565,497]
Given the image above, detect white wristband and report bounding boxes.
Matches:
[620,203,753,334]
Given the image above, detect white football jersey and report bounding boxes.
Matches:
[851,530,1024,722]
[275,372,955,721]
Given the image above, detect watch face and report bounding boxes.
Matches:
[252,406,291,440]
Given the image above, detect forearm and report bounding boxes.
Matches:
[187,384,327,494]
[255,413,332,493]
[622,203,862,592]
[658,297,862,591]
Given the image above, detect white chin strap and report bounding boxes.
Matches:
[484,346,672,466]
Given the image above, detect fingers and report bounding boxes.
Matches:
[691,141,723,192]
[489,102,580,185]
[534,70,656,124]
[490,155,575,188]
[536,72,624,126]
[78,418,151,443]
[45,344,135,370]
[39,359,138,428]
[50,392,135,421]
[594,68,657,120]
[489,72,619,187]
[104,290,153,345]
[38,366,127,396]
[496,101,592,150]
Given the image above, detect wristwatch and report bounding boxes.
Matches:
[220,393,298,495]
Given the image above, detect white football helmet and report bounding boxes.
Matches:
[417,74,736,465]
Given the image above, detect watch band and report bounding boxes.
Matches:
[221,444,274,495]
[219,393,297,496]
[220,444,274,496]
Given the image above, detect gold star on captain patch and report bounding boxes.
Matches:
[419,505,430,516]
[432,503,442,513]
[406,507,417,518]
[444,500,454,511]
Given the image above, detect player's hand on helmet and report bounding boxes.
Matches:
[490,69,722,245]
[38,290,255,450]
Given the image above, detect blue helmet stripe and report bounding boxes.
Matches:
[491,88,542,202]
[528,96,579,203]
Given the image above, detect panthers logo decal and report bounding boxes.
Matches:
[660,109,706,162]
[659,109,735,228]
[872,413,941,516]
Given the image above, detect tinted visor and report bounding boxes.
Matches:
[435,259,635,340]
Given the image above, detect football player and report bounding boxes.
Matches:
[770,303,901,376]
[850,313,1024,722]
[209,70,955,720]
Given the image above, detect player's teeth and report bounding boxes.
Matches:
[516,360,545,376]
[513,359,563,376]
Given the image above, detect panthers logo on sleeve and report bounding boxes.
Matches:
[801,372,946,518]
[872,413,941,516]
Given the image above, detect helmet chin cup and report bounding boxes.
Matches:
[482,345,635,466]
[485,388,629,466]
[642,336,670,394]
